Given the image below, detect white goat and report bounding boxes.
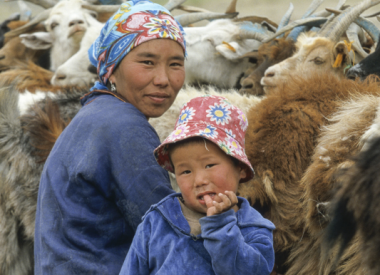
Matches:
[19,0,98,71]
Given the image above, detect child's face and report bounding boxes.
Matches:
[170,140,246,214]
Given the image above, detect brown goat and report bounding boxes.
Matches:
[237,73,380,273]
[238,37,296,96]
[0,61,60,93]
[286,84,380,275]
[0,22,49,73]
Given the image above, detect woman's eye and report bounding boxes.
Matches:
[170,62,182,67]
[142,60,153,65]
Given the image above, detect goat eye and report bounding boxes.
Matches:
[50,22,59,29]
[248,57,258,64]
[313,58,324,65]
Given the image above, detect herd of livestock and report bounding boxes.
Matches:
[1,0,380,274]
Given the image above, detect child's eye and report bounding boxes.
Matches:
[181,170,191,175]
[205,164,215,169]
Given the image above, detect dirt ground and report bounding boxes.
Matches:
[1,0,380,28]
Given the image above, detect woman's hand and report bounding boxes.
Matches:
[204,191,238,216]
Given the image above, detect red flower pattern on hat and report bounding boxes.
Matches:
[154,95,254,182]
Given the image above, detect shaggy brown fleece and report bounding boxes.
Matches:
[286,92,380,275]
[238,73,380,272]
[322,136,380,275]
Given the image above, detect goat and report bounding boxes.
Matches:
[0,84,261,275]
[346,34,380,80]
[261,0,380,94]
[237,72,380,274]
[9,0,99,71]
[322,135,380,275]
[0,22,50,73]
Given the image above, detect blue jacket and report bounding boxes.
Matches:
[34,91,174,274]
[120,193,275,275]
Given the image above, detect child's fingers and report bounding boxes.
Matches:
[203,194,214,209]
[218,193,232,208]
[224,191,238,206]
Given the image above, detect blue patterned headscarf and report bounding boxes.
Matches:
[89,0,186,91]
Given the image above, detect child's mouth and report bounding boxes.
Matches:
[198,193,216,203]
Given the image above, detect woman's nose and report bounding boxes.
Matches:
[153,66,169,87]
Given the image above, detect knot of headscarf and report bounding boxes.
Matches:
[88,0,186,91]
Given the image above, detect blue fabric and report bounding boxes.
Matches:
[120,193,275,275]
[34,91,174,274]
[88,0,186,91]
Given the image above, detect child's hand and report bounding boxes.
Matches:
[204,191,238,216]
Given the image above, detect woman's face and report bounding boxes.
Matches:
[109,39,185,119]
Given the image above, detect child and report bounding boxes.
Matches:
[119,95,275,275]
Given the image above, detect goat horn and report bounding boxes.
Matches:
[225,0,238,14]
[234,16,278,29]
[175,12,238,27]
[364,11,380,18]
[287,0,325,41]
[6,0,58,9]
[4,8,52,38]
[164,0,186,11]
[326,8,380,43]
[318,0,347,33]
[236,21,270,42]
[319,0,380,42]
[18,0,32,21]
[82,4,120,13]
[276,3,294,35]
[264,17,327,43]
[346,23,369,59]
[175,5,213,13]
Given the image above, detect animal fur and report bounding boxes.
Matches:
[238,73,380,273]
[286,90,380,275]
[322,135,380,275]
[0,86,85,275]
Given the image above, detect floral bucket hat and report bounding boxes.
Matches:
[154,95,254,183]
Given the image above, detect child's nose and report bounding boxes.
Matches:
[194,172,209,187]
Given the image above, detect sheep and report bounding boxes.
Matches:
[237,73,380,274]
[322,135,380,275]
[0,84,261,275]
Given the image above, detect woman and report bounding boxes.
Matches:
[34,1,186,274]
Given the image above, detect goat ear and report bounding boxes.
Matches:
[19,32,53,50]
[332,41,350,68]
[215,41,245,61]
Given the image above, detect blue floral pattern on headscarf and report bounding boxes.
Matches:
[88,0,186,91]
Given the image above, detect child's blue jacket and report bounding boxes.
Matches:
[120,193,276,275]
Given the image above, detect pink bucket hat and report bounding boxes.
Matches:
[154,95,254,182]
